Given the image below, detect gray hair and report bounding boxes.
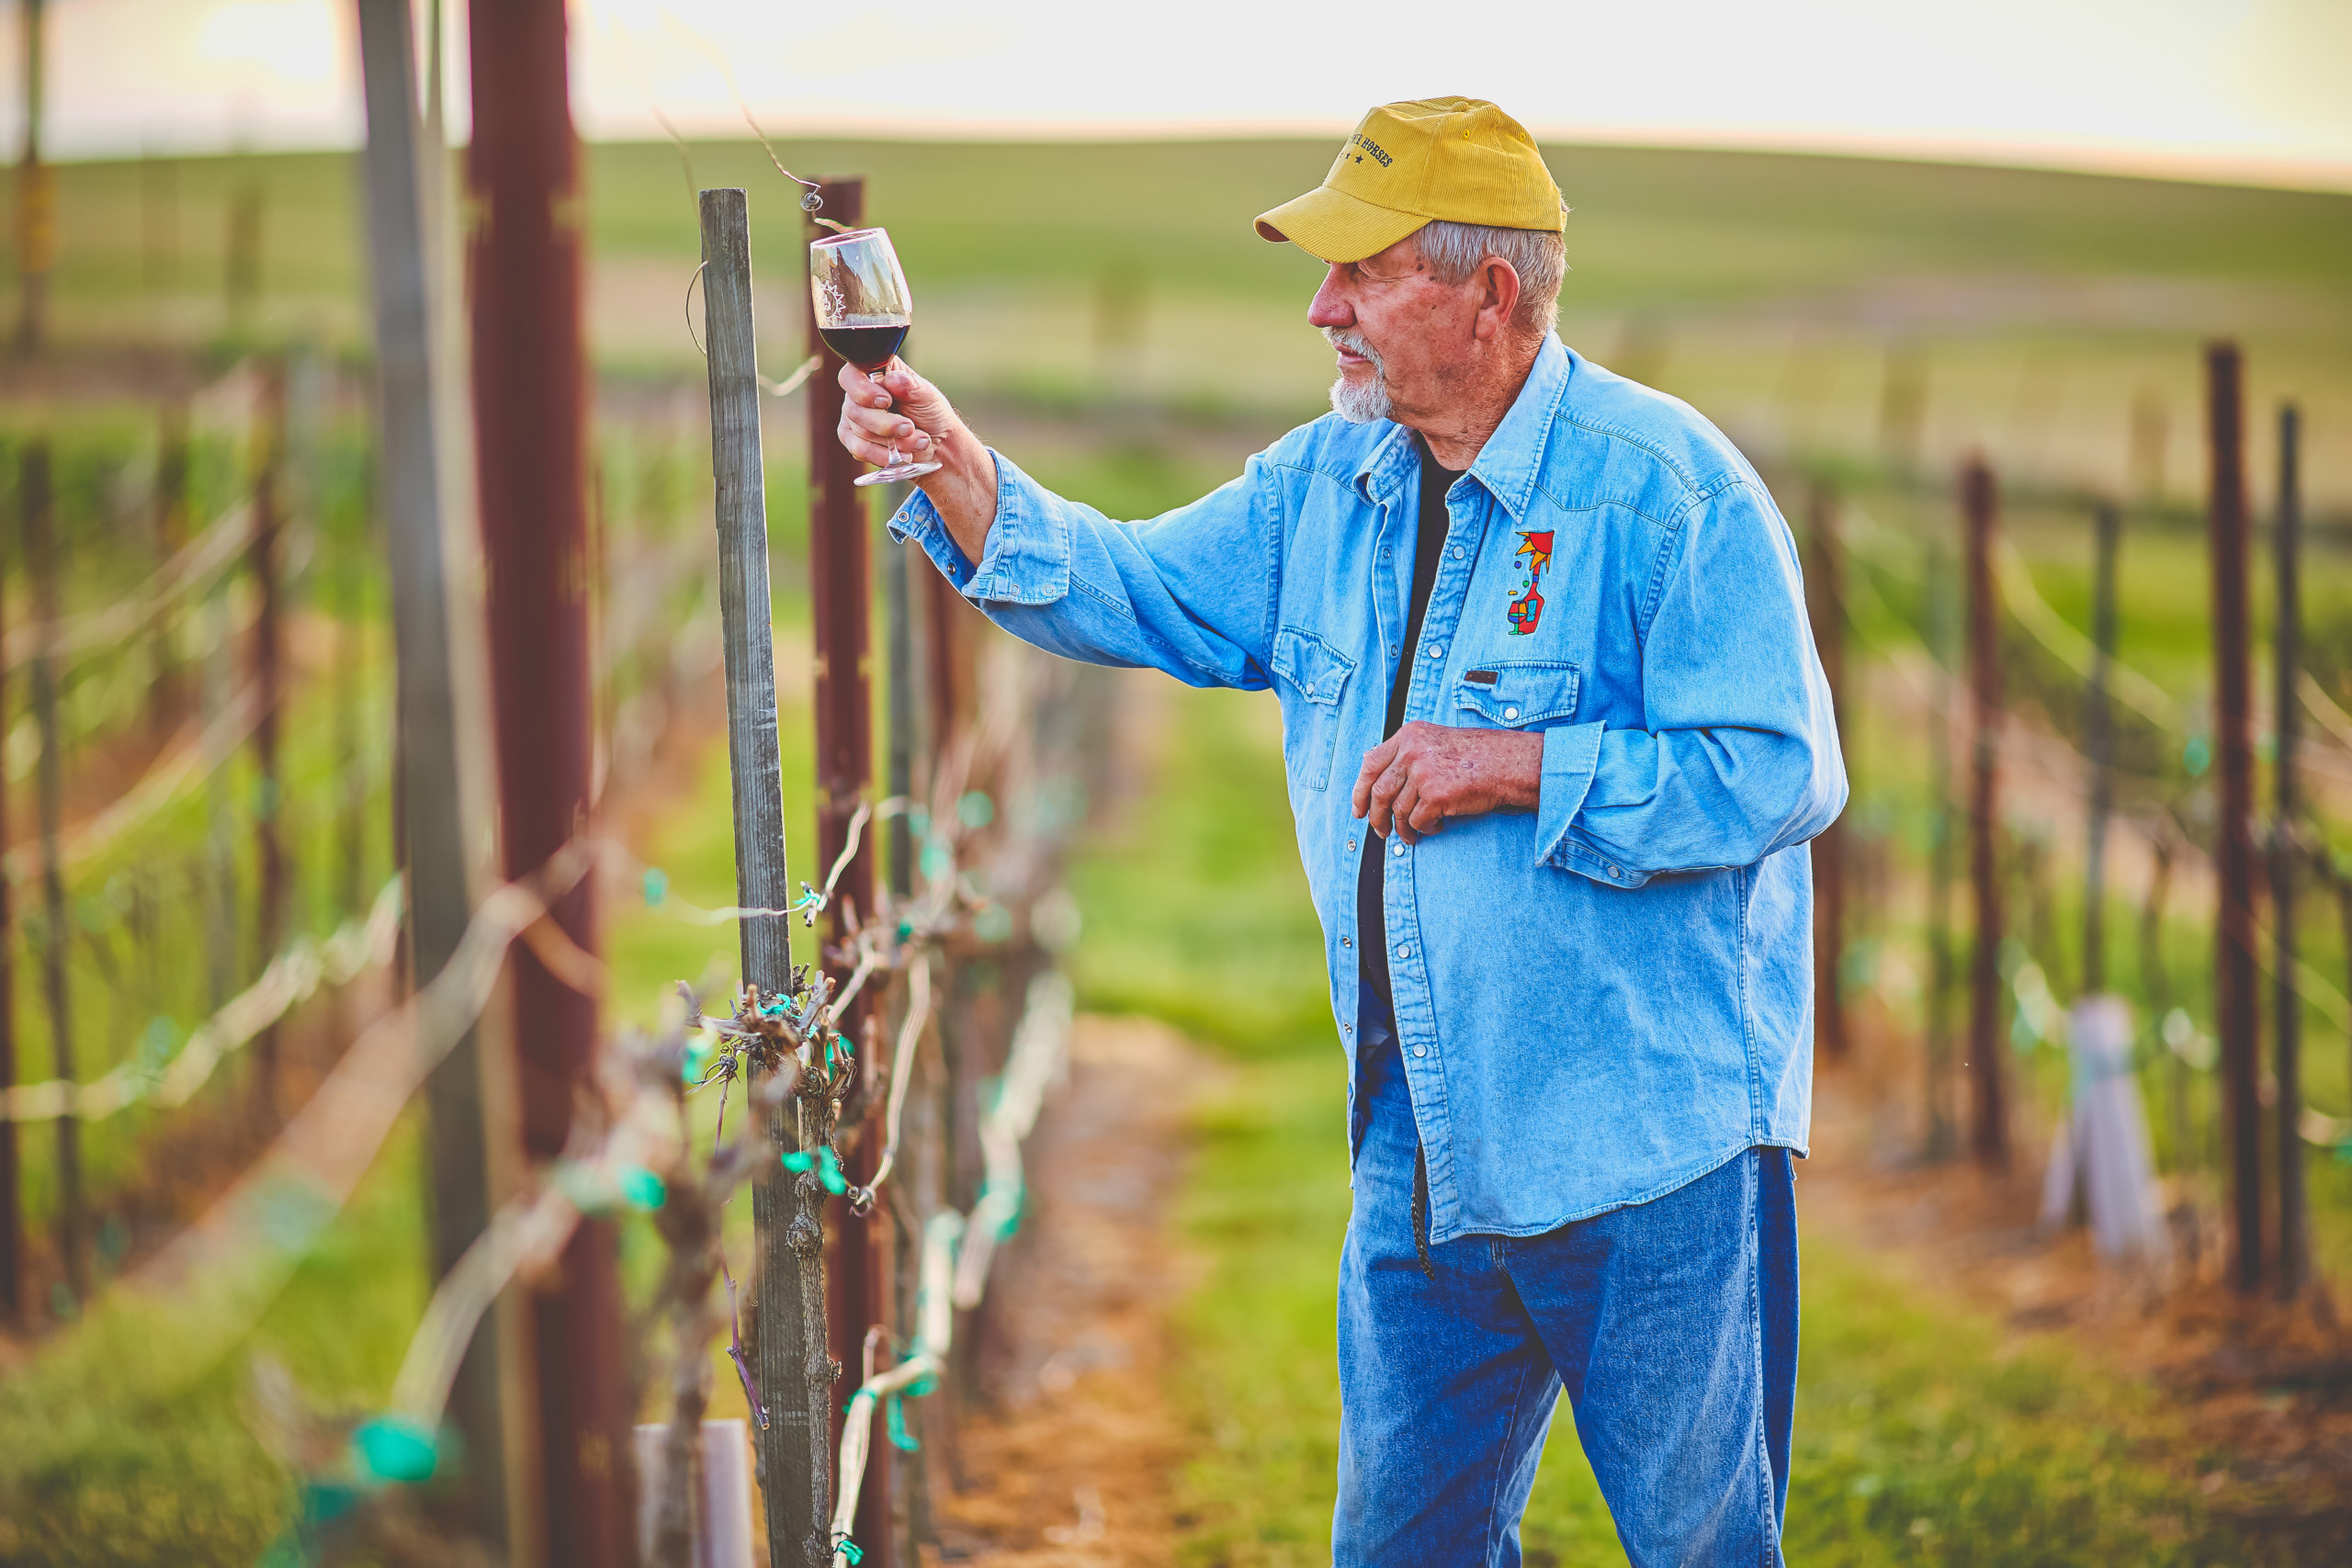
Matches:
[1414,220,1566,339]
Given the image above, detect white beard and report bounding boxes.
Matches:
[1326,330,1394,423]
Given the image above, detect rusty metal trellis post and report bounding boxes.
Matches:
[1923,536,1959,1161]
[151,411,191,739]
[1961,457,2007,1168]
[2271,400,2306,1298]
[468,0,635,1556]
[804,177,892,1568]
[2206,342,2263,1296]
[697,186,828,1568]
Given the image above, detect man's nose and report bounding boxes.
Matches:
[1308,265,1354,330]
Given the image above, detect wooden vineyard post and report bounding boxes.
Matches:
[2206,342,2263,1295]
[882,491,927,1566]
[251,358,288,1125]
[804,176,892,1568]
[22,441,81,1301]
[1961,457,2007,1168]
[353,0,511,1544]
[697,186,825,1568]
[14,0,51,354]
[2272,400,2306,1297]
[2081,502,2120,992]
[1804,480,1847,1061]
[467,1,633,1555]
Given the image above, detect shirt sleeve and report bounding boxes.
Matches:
[888,447,1282,691]
[1533,479,1848,887]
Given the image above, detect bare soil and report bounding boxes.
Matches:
[920,1013,1212,1566]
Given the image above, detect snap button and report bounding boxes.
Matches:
[1341,936,1351,948]
[1426,643,1443,660]
[1395,943,1410,959]
[1392,841,1405,857]
[1412,1045,1428,1058]
[1608,864,1621,877]
[1503,705,1519,720]
[1347,838,1357,852]
[1304,682,1315,695]
[1452,547,1464,559]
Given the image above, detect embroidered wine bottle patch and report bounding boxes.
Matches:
[1508,530,1554,636]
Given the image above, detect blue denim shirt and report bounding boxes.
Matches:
[890,335,1845,1241]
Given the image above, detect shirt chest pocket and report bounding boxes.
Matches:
[1453,660,1579,730]
[1271,626,1357,792]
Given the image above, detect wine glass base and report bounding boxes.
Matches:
[855,459,943,486]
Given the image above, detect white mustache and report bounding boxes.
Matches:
[1324,328,1384,370]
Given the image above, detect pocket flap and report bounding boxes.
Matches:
[1271,626,1356,707]
[1455,660,1579,727]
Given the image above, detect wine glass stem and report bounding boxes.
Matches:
[872,368,899,466]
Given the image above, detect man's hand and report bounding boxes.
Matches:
[1351,722,1543,843]
[835,358,996,561]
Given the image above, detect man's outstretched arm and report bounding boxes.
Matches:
[835,358,994,559]
[831,359,1284,693]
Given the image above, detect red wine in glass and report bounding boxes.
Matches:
[808,227,940,485]
[819,321,910,371]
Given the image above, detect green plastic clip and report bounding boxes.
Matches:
[782,1146,848,1195]
[352,1416,439,1483]
[617,1165,668,1212]
[886,1393,920,1452]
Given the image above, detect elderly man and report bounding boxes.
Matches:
[838,97,1843,1568]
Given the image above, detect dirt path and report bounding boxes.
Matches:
[929,1016,2352,1564]
[925,1013,1211,1566]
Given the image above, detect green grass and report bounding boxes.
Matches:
[14,138,2350,510]
[1070,681,2274,1566]
[0,1120,428,1566]
[22,139,2349,324]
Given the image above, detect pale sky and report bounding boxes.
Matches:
[7,0,2351,189]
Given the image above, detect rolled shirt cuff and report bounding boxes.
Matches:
[1536,720,1641,886]
[884,448,1069,607]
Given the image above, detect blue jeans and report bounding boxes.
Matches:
[1338,993,1798,1567]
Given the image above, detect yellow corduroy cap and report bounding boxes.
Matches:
[1255,97,1565,264]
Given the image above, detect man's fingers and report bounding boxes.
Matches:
[874,361,957,424]
[840,396,933,454]
[1365,754,1414,837]
[1351,737,1399,820]
[1388,770,1428,843]
[835,415,899,469]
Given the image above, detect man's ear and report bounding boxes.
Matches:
[1474,257,1522,342]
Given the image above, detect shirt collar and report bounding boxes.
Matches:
[1351,421,1419,505]
[1348,334,1576,517]
[1467,333,1573,521]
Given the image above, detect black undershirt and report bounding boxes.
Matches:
[1356,434,1464,1026]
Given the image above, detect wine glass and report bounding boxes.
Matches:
[809,227,941,486]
